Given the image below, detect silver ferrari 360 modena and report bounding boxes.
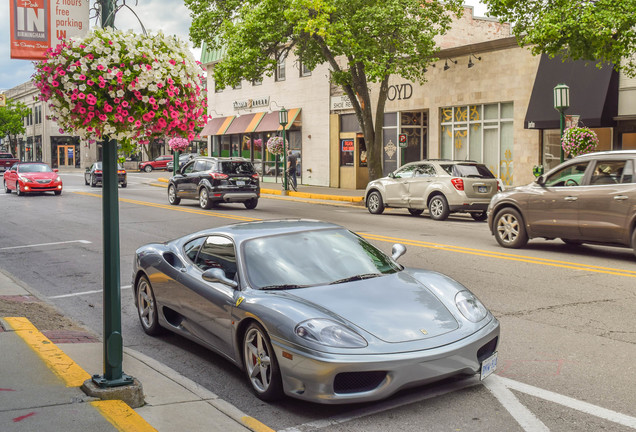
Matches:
[132,219,499,404]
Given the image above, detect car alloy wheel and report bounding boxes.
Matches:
[16,184,22,196]
[367,191,384,214]
[243,322,283,401]
[144,165,153,173]
[4,181,10,194]
[494,208,528,248]
[428,195,449,221]
[136,275,162,336]
[168,184,181,205]
[199,188,213,209]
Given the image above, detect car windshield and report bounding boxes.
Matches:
[94,162,124,170]
[243,228,401,289]
[440,163,495,178]
[19,163,52,173]
[219,161,255,175]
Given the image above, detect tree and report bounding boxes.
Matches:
[185,0,464,180]
[481,0,636,76]
[0,99,31,155]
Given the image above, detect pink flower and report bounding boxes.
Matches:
[128,116,135,123]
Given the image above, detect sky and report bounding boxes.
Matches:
[1,0,487,92]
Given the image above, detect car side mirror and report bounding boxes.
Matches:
[536,175,545,186]
[202,268,238,289]
[53,169,59,173]
[391,243,406,261]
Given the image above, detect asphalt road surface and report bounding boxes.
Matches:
[1,170,635,432]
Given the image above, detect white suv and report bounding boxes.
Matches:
[365,160,500,221]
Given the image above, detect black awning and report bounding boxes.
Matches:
[524,54,618,130]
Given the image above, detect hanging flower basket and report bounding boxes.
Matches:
[32,28,208,145]
[169,137,190,152]
[561,127,599,158]
[253,138,263,150]
[266,136,287,155]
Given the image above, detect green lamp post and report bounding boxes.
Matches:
[553,83,570,163]
[279,107,288,193]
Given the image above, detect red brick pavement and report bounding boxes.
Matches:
[42,330,100,344]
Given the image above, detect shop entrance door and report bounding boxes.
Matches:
[57,145,75,167]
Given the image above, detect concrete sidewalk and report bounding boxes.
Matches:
[0,270,269,432]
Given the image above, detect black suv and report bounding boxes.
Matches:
[167,157,260,209]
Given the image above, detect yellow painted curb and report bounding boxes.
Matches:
[4,317,90,387]
[241,416,276,432]
[260,188,364,203]
[92,400,157,432]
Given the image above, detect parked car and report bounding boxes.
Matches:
[84,162,127,187]
[3,162,63,195]
[139,155,172,172]
[365,160,500,221]
[132,219,499,404]
[165,153,196,172]
[167,157,260,209]
[488,150,636,257]
[0,152,20,172]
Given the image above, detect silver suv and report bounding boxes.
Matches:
[365,160,500,221]
[487,150,636,258]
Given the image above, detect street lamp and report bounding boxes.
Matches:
[279,107,288,193]
[553,83,570,163]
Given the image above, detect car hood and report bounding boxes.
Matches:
[284,272,459,343]
[20,172,58,181]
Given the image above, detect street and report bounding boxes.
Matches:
[1,170,636,432]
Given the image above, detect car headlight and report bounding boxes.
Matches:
[18,176,29,183]
[295,319,367,348]
[55,176,61,182]
[455,291,488,322]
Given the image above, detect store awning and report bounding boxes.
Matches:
[200,116,235,136]
[225,112,266,134]
[254,108,301,133]
[524,54,618,130]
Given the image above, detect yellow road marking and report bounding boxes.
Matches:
[91,400,157,432]
[361,233,636,278]
[4,317,90,387]
[241,416,276,432]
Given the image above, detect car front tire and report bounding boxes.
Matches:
[90,175,97,187]
[428,195,450,221]
[84,175,89,185]
[244,198,258,209]
[242,322,283,401]
[199,187,213,209]
[144,165,153,173]
[54,190,62,196]
[16,184,23,196]
[367,191,384,214]
[136,275,162,336]
[494,208,528,248]
[167,184,180,205]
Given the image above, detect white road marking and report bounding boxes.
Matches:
[49,285,132,299]
[0,240,91,251]
[483,376,550,432]
[498,376,636,429]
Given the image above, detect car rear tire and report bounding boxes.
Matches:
[136,275,162,336]
[167,184,180,205]
[244,198,258,209]
[243,322,283,401]
[199,188,213,209]
[408,208,423,216]
[471,211,488,222]
[428,195,450,221]
[144,165,153,173]
[4,181,10,194]
[494,208,528,248]
[367,191,384,214]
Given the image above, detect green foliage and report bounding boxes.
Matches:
[0,99,31,142]
[185,0,464,179]
[482,0,636,76]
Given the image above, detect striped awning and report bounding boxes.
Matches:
[200,116,235,136]
[225,112,266,134]
[254,108,301,133]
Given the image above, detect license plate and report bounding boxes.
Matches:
[478,186,487,193]
[236,180,245,186]
[480,351,498,380]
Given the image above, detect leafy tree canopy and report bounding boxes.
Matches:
[185,0,464,179]
[0,99,30,147]
[482,0,636,76]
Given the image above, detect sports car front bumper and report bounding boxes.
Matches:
[272,317,500,404]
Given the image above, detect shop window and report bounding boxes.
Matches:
[359,138,367,167]
[440,103,514,185]
[340,139,354,166]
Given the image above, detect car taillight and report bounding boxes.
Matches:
[117,170,125,174]
[96,170,102,174]
[497,183,502,191]
[451,178,464,191]
[252,173,259,179]
[210,172,228,180]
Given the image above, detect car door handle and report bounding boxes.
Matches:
[613,195,628,201]
[564,196,578,202]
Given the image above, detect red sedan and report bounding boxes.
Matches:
[3,162,63,196]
